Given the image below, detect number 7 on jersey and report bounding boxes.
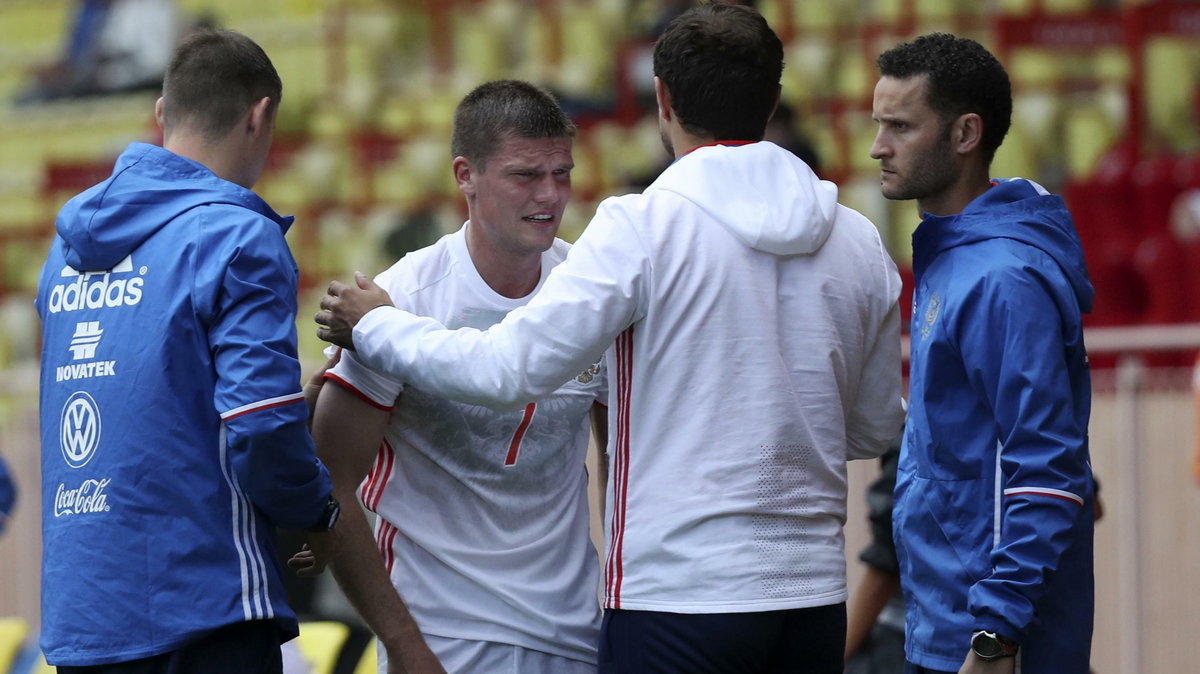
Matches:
[504,402,537,466]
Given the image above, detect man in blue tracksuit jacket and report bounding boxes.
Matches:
[0,451,15,535]
[871,34,1094,674]
[36,30,337,670]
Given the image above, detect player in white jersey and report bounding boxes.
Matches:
[294,81,606,673]
[314,7,904,673]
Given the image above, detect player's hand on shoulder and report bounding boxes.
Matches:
[315,272,394,350]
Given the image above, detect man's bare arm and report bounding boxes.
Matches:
[844,564,901,661]
[300,382,445,674]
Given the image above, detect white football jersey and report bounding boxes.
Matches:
[328,224,606,663]
[350,142,905,615]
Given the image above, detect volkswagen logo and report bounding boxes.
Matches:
[60,391,101,468]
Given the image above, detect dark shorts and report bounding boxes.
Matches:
[598,603,846,674]
[57,620,283,674]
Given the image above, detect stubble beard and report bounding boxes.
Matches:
[883,128,957,203]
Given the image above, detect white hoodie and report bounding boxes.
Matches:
[354,141,904,612]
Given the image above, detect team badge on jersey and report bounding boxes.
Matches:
[920,293,942,339]
[576,358,601,384]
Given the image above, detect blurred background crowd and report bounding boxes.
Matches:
[0,0,1196,361]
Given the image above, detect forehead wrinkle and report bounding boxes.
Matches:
[491,144,574,173]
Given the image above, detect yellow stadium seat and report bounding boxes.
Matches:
[1009,49,1062,89]
[1064,104,1119,179]
[915,0,956,21]
[296,621,351,674]
[0,617,30,673]
[834,44,871,101]
[1144,38,1200,151]
[353,637,379,674]
[792,0,839,32]
[871,0,905,24]
[31,652,57,674]
[995,0,1035,15]
[453,3,512,83]
[1043,0,1090,14]
[559,3,618,101]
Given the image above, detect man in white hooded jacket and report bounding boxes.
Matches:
[317,5,903,672]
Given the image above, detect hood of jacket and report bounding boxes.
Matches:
[914,178,1094,313]
[55,142,292,271]
[646,141,838,256]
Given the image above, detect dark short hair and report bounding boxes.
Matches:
[652,3,783,142]
[450,80,575,170]
[161,30,282,142]
[876,33,1012,164]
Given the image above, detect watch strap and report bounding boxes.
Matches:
[308,494,340,532]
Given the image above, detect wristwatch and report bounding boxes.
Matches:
[308,494,341,532]
[971,630,1019,661]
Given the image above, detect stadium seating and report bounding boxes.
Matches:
[352,638,378,674]
[296,620,353,674]
[0,618,29,674]
[0,1,1194,348]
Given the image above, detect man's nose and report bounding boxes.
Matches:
[869,131,889,160]
[533,175,560,203]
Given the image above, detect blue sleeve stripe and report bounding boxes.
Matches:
[220,392,305,420]
[1002,486,1084,506]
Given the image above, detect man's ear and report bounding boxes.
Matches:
[953,112,984,156]
[154,97,166,132]
[453,156,475,196]
[247,96,274,138]
[654,76,673,124]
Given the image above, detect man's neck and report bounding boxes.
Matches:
[669,126,715,161]
[464,227,543,300]
[917,164,993,217]
[164,132,246,188]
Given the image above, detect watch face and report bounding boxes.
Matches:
[972,634,1004,659]
[971,632,1016,660]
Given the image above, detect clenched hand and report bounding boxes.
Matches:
[315,271,394,350]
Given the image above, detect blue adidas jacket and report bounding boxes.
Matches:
[897,179,1094,673]
[0,451,14,533]
[36,143,332,665]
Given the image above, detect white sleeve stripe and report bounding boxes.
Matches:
[220,392,305,420]
[1002,486,1085,506]
[218,424,272,620]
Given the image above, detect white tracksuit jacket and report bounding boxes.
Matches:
[353,141,905,613]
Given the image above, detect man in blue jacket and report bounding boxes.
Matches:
[870,34,1094,674]
[0,451,15,535]
[36,30,338,672]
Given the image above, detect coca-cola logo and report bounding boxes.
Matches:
[60,391,101,468]
[54,478,111,517]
